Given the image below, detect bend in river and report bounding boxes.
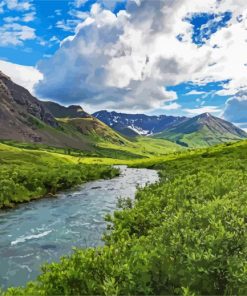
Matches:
[0,166,159,289]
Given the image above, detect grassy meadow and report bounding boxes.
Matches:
[2,139,247,295]
[0,142,120,208]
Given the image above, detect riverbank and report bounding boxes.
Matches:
[0,166,159,289]
[0,143,119,209]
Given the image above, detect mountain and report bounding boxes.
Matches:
[155,112,247,147]
[0,71,59,142]
[42,101,90,119]
[0,71,128,149]
[43,103,128,146]
[93,110,187,137]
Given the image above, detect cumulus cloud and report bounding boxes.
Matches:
[34,0,247,112]
[0,60,43,94]
[223,92,247,123]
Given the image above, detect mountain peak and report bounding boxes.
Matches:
[197,112,213,118]
[155,112,247,147]
[93,110,187,137]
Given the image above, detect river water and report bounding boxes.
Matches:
[0,166,158,289]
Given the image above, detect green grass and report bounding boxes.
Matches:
[155,126,243,148]
[3,139,247,295]
[98,136,183,158]
[0,133,183,162]
[0,143,119,208]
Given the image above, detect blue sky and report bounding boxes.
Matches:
[0,0,127,65]
[0,0,246,125]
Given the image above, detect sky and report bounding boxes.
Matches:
[0,0,247,129]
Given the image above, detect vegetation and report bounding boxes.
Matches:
[1,134,183,162]
[155,113,247,148]
[98,136,183,158]
[0,143,119,208]
[3,140,247,295]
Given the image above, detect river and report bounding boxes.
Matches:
[0,166,159,289]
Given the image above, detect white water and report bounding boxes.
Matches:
[0,166,159,289]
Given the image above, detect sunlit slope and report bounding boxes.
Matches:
[58,117,129,145]
[98,136,183,158]
[155,113,247,147]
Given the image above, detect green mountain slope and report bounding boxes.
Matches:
[0,71,133,152]
[155,112,247,147]
[42,100,132,145]
[44,101,182,158]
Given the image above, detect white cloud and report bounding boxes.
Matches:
[186,90,206,95]
[0,23,36,46]
[73,0,122,9]
[4,0,32,11]
[56,19,81,32]
[3,16,20,22]
[223,92,247,123]
[22,11,36,22]
[54,9,62,16]
[3,12,35,23]
[34,0,247,112]
[0,59,43,94]
[184,106,221,116]
[49,36,60,44]
[73,0,88,8]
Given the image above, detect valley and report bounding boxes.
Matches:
[2,139,247,295]
[0,71,247,295]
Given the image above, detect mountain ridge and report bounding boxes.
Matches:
[93,110,187,137]
[0,72,128,150]
[155,112,247,147]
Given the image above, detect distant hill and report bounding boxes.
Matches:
[155,112,247,147]
[93,110,187,137]
[43,102,129,146]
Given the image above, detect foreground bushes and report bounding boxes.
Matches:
[3,141,247,295]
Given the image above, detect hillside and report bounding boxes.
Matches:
[0,71,97,150]
[0,71,57,142]
[0,71,132,151]
[155,112,247,147]
[93,110,187,136]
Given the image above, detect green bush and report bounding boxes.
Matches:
[0,155,119,208]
